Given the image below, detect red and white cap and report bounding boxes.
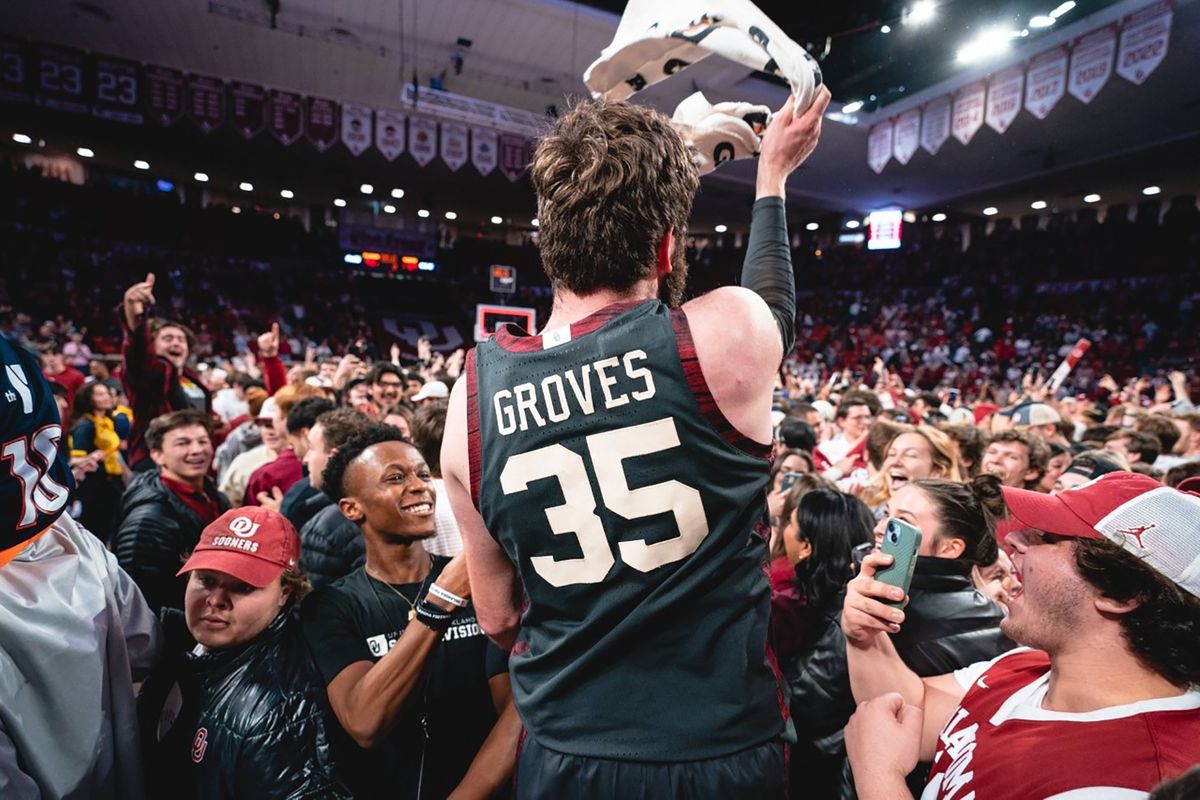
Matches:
[1001,472,1200,597]
[178,506,301,588]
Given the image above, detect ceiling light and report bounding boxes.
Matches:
[1050,1,1075,19]
[1029,15,1055,28]
[77,147,95,158]
[133,159,150,170]
[272,212,281,220]
[1142,185,1161,196]
[391,188,405,199]
[931,212,947,222]
[1031,200,1048,210]
[903,211,917,223]
[845,219,861,229]
[907,0,937,25]
[957,28,1016,63]
[490,215,503,224]
[359,183,374,194]
[231,206,241,214]
[714,224,728,233]
[333,198,347,208]
[880,24,892,34]
[193,171,209,182]
[982,207,999,216]
[383,204,396,213]
[531,218,540,227]
[239,181,253,191]
[280,189,294,199]
[806,222,819,231]
[1083,193,1101,203]
[444,211,458,220]
[417,209,430,218]
[12,133,32,144]
[841,100,864,114]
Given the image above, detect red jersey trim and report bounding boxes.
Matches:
[465,348,482,511]
[490,299,647,353]
[669,308,772,460]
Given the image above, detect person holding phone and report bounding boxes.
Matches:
[842,473,1200,799]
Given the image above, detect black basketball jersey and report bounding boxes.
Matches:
[467,299,787,761]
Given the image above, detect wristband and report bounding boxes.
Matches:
[414,599,454,633]
[427,583,468,608]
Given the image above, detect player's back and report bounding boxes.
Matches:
[467,299,786,761]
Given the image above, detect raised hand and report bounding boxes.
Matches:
[256,485,284,512]
[756,86,831,198]
[257,322,280,359]
[123,272,156,328]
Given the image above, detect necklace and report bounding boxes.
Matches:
[367,555,434,622]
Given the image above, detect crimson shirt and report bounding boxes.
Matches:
[160,474,222,528]
[243,447,303,506]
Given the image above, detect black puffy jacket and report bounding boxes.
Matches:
[299,504,364,589]
[785,559,1012,800]
[138,608,351,799]
[893,556,1014,676]
[113,470,231,614]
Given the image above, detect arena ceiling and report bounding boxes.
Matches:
[2,0,1198,219]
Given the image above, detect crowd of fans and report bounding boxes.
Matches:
[3,142,1200,798]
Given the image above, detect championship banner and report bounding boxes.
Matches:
[471,126,498,175]
[499,134,528,182]
[306,97,339,152]
[1024,48,1069,120]
[90,55,142,124]
[951,82,986,145]
[268,89,303,145]
[34,45,87,114]
[867,120,893,174]
[1068,28,1116,103]
[144,65,185,126]
[376,110,406,160]
[0,37,31,104]
[229,82,266,139]
[892,109,920,165]
[1116,0,1172,85]
[1048,338,1092,392]
[920,96,951,155]
[985,67,1024,134]
[187,74,225,133]
[341,103,373,156]
[440,121,469,171]
[409,116,438,166]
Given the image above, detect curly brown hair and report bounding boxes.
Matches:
[530,99,699,306]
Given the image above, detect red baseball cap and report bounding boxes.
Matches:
[973,403,1000,425]
[1001,473,1200,597]
[178,507,301,588]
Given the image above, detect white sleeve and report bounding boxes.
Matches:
[90,529,162,680]
[952,647,1033,690]
[0,721,40,800]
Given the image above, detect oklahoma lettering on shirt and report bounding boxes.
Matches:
[923,648,1200,800]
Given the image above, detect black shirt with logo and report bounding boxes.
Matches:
[300,556,508,800]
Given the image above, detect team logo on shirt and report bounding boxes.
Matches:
[192,728,209,763]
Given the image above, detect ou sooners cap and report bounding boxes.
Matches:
[1001,472,1200,597]
[178,506,301,588]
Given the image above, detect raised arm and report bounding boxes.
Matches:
[842,550,968,763]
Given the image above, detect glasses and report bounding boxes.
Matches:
[377,380,403,388]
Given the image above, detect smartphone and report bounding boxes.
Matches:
[779,471,804,492]
[876,518,923,608]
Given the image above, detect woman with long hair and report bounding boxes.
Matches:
[68,380,131,540]
[865,426,963,512]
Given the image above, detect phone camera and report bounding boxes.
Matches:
[887,524,899,544]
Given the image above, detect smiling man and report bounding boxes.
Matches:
[114,409,231,613]
[979,429,1049,490]
[301,425,518,800]
[120,273,212,470]
[841,473,1200,799]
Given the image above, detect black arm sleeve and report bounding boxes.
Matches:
[740,196,796,357]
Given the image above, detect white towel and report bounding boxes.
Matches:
[583,0,821,174]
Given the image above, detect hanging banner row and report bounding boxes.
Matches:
[0,36,540,181]
[867,0,1173,174]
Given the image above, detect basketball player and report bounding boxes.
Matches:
[441,86,830,797]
